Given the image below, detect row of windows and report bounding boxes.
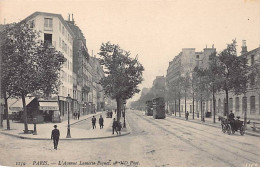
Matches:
[59,38,72,58]
[63,60,73,71]
[59,22,73,45]
[217,95,259,114]
[61,71,73,84]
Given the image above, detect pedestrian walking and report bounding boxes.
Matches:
[77,112,80,120]
[117,121,122,135]
[51,125,60,150]
[185,111,189,120]
[112,118,118,135]
[99,115,104,129]
[92,116,96,129]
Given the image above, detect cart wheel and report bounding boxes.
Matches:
[240,125,245,136]
[222,124,226,133]
[226,125,231,135]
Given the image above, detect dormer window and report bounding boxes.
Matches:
[44,18,53,30]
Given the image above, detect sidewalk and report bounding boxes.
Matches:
[168,112,260,137]
[0,111,130,140]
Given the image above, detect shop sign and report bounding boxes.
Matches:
[39,106,59,110]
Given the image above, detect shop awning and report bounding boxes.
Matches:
[39,102,59,111]
[9,97,35,112]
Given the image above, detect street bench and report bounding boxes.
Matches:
[251,122,260,131]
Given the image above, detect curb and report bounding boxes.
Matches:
[70,112,103,126]
[0,113,132,140]
[171,115,260,137]
[0,131,130,140]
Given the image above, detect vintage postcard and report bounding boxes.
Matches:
[0,0,260,167]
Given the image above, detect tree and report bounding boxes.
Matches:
[181,72,191,115]
[34,43,66,98]
[217,40,249,118]
[193,67,211,121]
[1,22,66,133]
[204,52,222,123]
[98,42,144,121]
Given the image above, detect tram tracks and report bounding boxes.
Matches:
[133,112,260,166]
[163,117,260,158]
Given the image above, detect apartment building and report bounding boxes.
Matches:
[23,12,75,121]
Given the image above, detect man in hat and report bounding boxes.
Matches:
[92,116,96,129]
[51,125,60,150]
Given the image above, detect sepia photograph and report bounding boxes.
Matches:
[0,0,260,167]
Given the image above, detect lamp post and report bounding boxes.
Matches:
[123,100,126,128]
[66,94,72,138]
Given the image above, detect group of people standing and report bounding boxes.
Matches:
[73,112,80,120]
[91,115,104,129]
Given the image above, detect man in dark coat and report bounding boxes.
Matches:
[77,112,80,120]
[112,118,118,135]
[92,116,96,129]
[99,115,104,129]
[51,125,60,150]
[185,111,189,120]
[117,121,122,135]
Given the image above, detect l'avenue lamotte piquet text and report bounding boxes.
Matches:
[16,160,140,166]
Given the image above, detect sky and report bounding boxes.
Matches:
[0,0,260,103]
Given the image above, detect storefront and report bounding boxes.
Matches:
[38,101,60,123]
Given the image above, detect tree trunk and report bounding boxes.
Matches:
[192,92,194,119]
[200,94,203,121]
[225,89,229,118]
[184,90,186,115]
[21,93,28,133]
[179,96,181,117]
[174,99,176,116]
[3,92,10,130]
[212,85,216,123]
[116,98,122,121]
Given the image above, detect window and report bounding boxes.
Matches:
[229,98,233,112]
[235,97,239,112]
[62,26,64,35]
[242,97,247,112]
[29,20,35,28]
[250,96,255,114]
[59,37,61,48]
[196,55,199,59]
[44,33,52,46]
[59,22,61,32]
[44,18,53,29]
[62,40,65,51]
[251,55,255,65]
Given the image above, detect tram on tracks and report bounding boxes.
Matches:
[145,100,153,116]
[152,97,166,119]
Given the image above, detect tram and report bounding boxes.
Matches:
[145,100,153,116]
[152,97,166,119]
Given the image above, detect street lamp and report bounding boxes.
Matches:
[66,94,72,138]
[123,100,126,128]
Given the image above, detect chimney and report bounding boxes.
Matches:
[212,44,214,48]
[241,40,247,55]
[68,13,70,21]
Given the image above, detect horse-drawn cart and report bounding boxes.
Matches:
[219,116,246,136]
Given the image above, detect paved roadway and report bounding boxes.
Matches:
[0,109,259,167]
